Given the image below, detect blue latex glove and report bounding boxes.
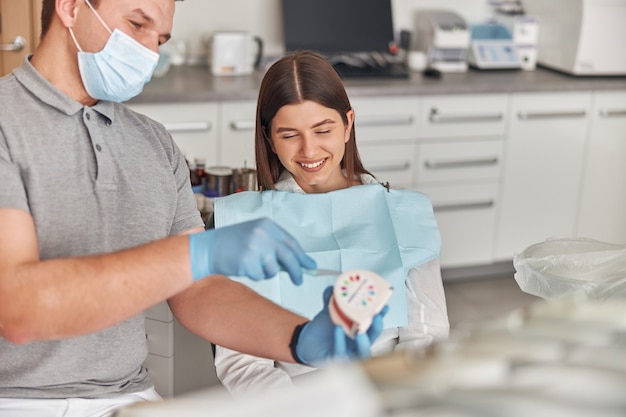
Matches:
[294,286,388,366]
[189,218,316,284]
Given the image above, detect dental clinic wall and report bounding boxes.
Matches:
[171,0,492,65]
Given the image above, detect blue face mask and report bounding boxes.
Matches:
[68,0,159,102]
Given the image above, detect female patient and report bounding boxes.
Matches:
[213,50,449,394]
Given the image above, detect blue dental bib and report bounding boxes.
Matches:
[214,184,441,329]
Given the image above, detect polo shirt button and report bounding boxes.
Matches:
[85,113,91,120]
[96,144,102,152]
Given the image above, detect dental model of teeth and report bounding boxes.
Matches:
[328,269,393,339]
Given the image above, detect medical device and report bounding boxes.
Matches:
[414,10,471,72]
[467,22,522,70]
[523,0,626,75]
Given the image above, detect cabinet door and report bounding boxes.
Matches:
[145,319,174,357]
[576,91,626,243]
[350,96,419,144]
[358,143,416,188]
[128,102,219,166]
[495,92,592,260]
[416,140,503,183]
[0,0,39,76]
[219,100,257,168]
[421,183,499,267]
[143,353,174,398]
[419,94,508,140]
[351,96,420,187]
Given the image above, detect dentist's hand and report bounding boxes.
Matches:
[189,218,316,284]
[293,286,388,366]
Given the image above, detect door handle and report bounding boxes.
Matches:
[424,157,499,170]
[517,110,586,120]
[599,109,626,118]
[0,36,26,52]
[433,200,495,212]
[367,161,411,172]
[230,120,255,131]
[429,108,503,123]
[163,121,212,133]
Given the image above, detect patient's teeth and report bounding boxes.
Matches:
[301,160,324,169]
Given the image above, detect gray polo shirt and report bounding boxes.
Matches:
[0,58,204,398]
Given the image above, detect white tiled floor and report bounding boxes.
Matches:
[443,275,543,330]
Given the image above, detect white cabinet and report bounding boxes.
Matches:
[495,92,592,260]
[129,100,257,169]
[144,302,220,398]
[351,96,420,188]
[218,97,421,186]
[415,94,508,268]
[576,91,626,244]
[218,100,257,168]
[128,102,219,166]
[128,88,621,271]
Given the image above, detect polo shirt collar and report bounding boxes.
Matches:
[13,55,115,123]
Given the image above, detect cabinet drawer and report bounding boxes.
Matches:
[145,318,174,357]
[419,183,499,267]
[419,94,508,139]
[416,140,503,184]
[351,96,419,143]
[145,301,173,322]
[511,92,590,122]
[128,103,219,166]
[359,143,416,187]
[219,100,257,168]
[143,353,174,398]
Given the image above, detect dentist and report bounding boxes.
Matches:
[0,1,384,416]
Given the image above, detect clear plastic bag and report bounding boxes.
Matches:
[513,238,626,301]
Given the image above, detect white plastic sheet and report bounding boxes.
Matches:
[513,238,626,301]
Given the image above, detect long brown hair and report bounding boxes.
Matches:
[255,50,373,191]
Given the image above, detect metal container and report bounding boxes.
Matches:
[232,167,257,193]
[204,166,233,197]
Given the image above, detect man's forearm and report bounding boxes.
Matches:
[169,275,306,363]
[1,234,195,344]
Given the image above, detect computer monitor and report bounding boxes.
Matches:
[281,0,395,55]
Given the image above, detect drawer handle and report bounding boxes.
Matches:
[429,108,503,124]
[599,109,626,118]
[367,161,411,172]
[230,120,256,131]
[518,110,586,120]
[358,115,414,127]
[433,200,495,212]
[163,121,212,133]
[424,157,498,170]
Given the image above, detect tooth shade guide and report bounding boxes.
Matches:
[329,269,394,338]
[340,272,378,306]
